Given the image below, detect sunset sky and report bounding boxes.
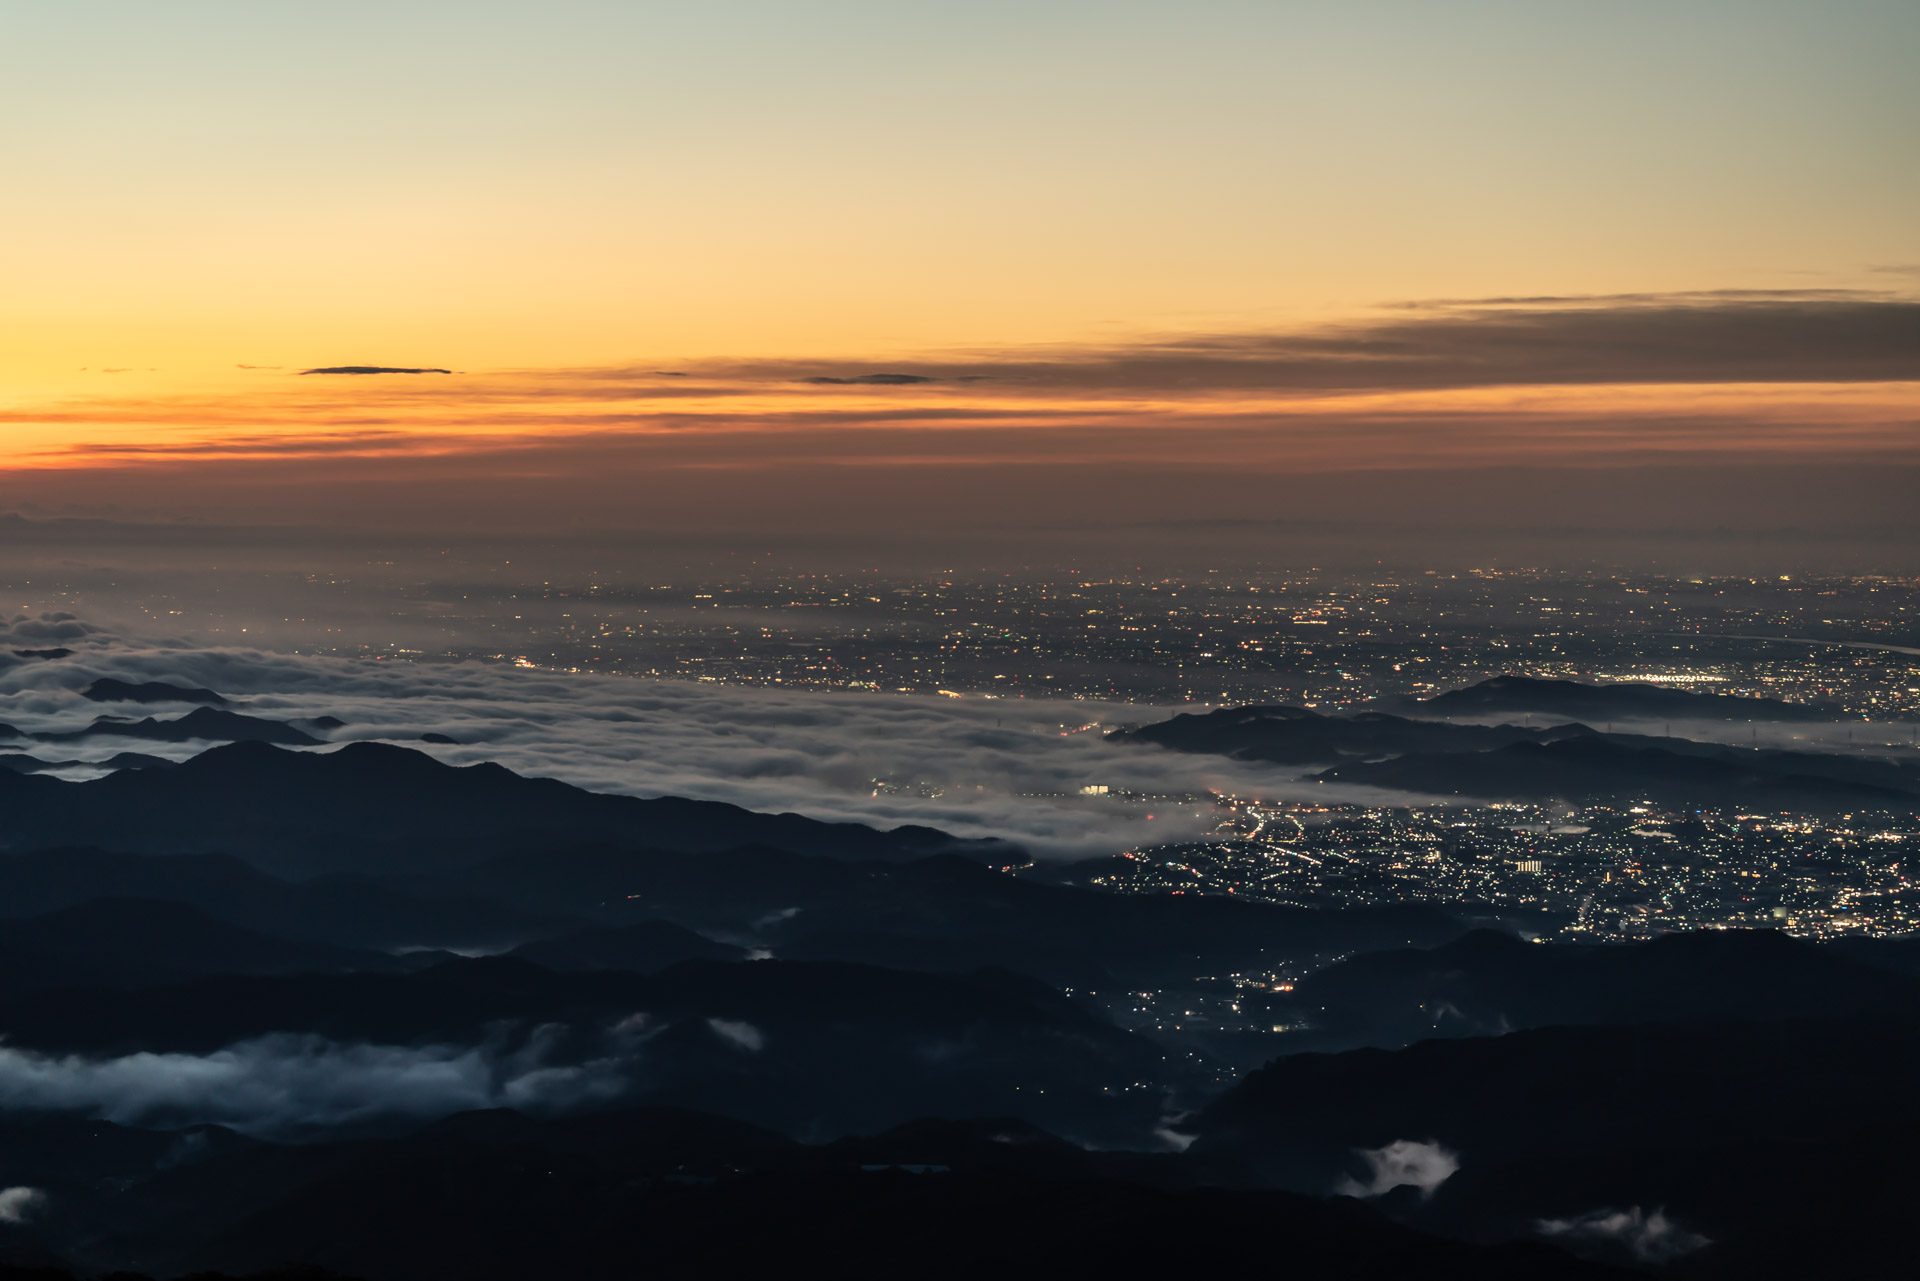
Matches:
[3,1,1915,553]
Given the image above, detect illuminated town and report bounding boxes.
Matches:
[1086,797,1918,942]
[328,566,1920,720]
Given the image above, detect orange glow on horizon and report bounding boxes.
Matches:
[2,370,1914,475]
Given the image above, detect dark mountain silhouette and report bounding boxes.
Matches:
[1825,933,1920,979]
[0,955,1172,1144]
[0,1266,337,1281]
[1113,704,1593,764]
[1193,1017,1920,1277]
[510,921,746,971]
[81,678,230,706]
[1587,728,1920,791]
[197,1153,1610,1281]
[0,898,405,998]
[1313,735,1913,809]
[0,752,68,774]
[1406,674,1836,721]
[1268,927,1920,1050]
[0,1108,1615,1281]
[12,647,72,660]
[0,836,1461,988]
[0,750,176,774]
[4,683,1907,1276]
[0,1114,261,1207]
[37,707,322,747]
[404,843,1465,989]
[0,847,570,952]
[102,750,177,769]
[0,741,1019,877]
[1116,703,1920,796]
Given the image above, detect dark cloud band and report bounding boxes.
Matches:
[300,366,452,376]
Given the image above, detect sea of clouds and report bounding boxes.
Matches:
[0,612,1434,858]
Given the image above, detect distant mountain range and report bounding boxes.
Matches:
[0,705,325,758]
[1313,734,1916,809]
[1111,704,1588,764]
[1116,678,1910,809]
[36,706,322,746]
[0,750,174,774]
[0,740,1020,876]
[1401,674,1839,722]
[81,678,231,707]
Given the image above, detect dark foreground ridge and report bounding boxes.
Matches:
[0,1109,1622,1281]
[0,723,1914,1276]
[1194,1014,1920,1277]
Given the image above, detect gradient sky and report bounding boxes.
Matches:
[2,1,1916,553]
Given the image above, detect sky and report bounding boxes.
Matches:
[2,1,1916,561]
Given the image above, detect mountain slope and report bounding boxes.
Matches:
[410,842,1466,988]
[0,741,1017,877]
[1113,704,1592,765]
[1406,674,1836,722]
[509,921,746,971]
[1313,735,1912,809]
[1193,1016,1920,1276]
[0,955,1174,1144]
[38,708,322,746]
[0,1110,1613,1281]
[0,898,405,998]
[81,678,231,707]
[1272,927,1920,1049]
[0,846,572,951]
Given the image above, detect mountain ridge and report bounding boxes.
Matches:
[0,740,1021,877]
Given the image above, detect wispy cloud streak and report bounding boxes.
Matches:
[1,294,1914,473]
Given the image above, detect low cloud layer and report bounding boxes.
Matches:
[1335,1138,1460,1198]
[707,1019,765,1052]
[0,1187,48,1225]
[1538,1205,1710,1263]
[0,1031,627,1141]
[0,614,1440,858]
